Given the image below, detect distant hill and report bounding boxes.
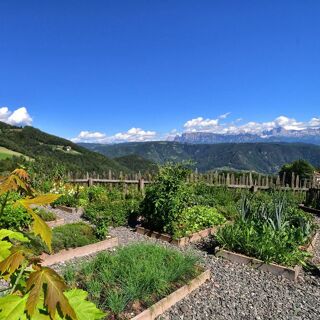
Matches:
[114,155,158,174]
[0,121,127,173]
[80,141,320,174]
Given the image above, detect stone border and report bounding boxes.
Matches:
[40,237,119,266]
[46,218,65,228]
[136,226,219,247]
[131,269,210,320]
[216,232,318,281]
[299,204,320,216]
[55,205,83,214]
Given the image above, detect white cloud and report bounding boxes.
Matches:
[219,112,231,119]
[71,131,108,143]
[0,107,32,126]
[72,127,157,143]
[182,115,320,135]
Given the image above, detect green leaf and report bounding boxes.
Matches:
[0,294,28,320]
[0,229,29,242]
[58,289,106,320]
[0,240,12,261]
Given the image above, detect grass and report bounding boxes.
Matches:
[63,243,200,319]
[31,222,100,254]
[0,146,31,160]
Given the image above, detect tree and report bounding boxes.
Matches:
[279,159,315,184]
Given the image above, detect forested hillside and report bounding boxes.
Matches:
[0,121,126,173]
[80,141,320,173]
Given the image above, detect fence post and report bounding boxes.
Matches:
[88,177,93,187]
[138,178,145,194]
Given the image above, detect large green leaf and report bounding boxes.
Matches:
[0,294,28,320]
[26,267,76,319]
[58,289,106,320]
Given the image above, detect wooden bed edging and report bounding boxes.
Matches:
[46,218,65,228]
[55,205,83,214]
[131,269,210,320]
[216,232,318,282]
[299,204,320,216]
[40,237,119,266]
[136,226,219,246]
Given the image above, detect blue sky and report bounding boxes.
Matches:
[0,0,319,143]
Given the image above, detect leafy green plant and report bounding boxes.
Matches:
[140,163,195,235]
[64,243,199,318]
[216,192,316,267]
[172,205,226,238]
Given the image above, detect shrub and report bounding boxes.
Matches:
[139,163,194,235]
[64,243,199,318]
[0,203,31,230]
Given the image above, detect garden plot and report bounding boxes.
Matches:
[62,243,210,320]
[107,225,320,320]
[37,222,119,266]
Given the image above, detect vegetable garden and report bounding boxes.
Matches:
[0,163,319,319]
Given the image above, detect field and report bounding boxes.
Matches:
[0,146,30,160]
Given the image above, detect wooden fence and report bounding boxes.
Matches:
[67,170,320,192]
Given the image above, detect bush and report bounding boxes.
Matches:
[0,204,31,230]
[139,163,194,235]
[63,243,199,318]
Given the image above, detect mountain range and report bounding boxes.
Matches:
[174,128,320,144]
[80,141,320,174]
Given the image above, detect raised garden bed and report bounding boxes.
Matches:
[131,269,210,320]
[35,222,118,266]
[41,236,118,266]
[136,225,220,247]
[46,217,65,228]
[215,231,318,281]
[63,243,209,320]
[56,205,83,214]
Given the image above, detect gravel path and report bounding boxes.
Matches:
[108,226,320,320]
[41,206,83,224]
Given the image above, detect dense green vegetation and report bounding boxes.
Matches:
[0,121,127,174]
[279,159,315,185]
[114,154,158,173]
[140,163,227,238]
[64,243,200,318]
[31,222,101,254]
[216,191,316,266]
[81,141,320,173]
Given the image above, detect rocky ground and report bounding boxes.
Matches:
[47,208,320,319]
[109,225,320,320]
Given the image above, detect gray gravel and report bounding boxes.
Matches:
[108,226,320,320]
[41,205,83,224]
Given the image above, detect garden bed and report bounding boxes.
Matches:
[55,205,83,214]
[131,269,210,320]
[63,243,209,320]
[136,225,220,247]
[215,231,318,281]
[41,236,119,266]
[37,222,119,265]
